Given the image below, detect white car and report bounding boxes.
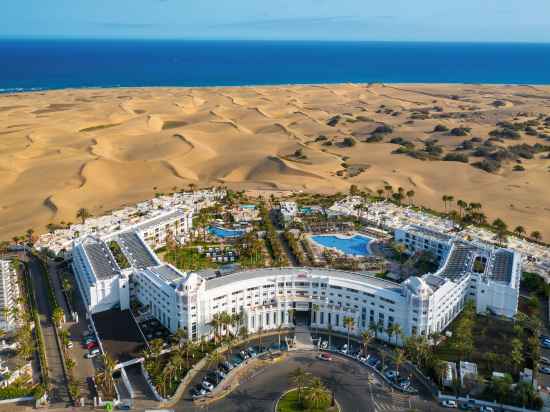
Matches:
[201,380,214,392]
[441,400,457,408]
[480,406,494,412]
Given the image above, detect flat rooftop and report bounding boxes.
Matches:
[136,209,187,232]
[92,309,146,364]
[117,231,158,269]
[83,239,120,280]
[204,267,402,293]
[405,225,453,243]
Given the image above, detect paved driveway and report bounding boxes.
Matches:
[176,350,447,412]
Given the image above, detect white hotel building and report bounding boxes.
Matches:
[72,223,521,345]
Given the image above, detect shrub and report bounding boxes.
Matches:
[443,153,469,163]
[372,124,393,134]
[449,127,471,136]
[489,128,521,140]
[366,134,384,143]
[513,165,525,171]
[459,140,474,150]
[389,137,408,145]
[473,159,501,173]
[342,137,356,147]
[433,124,449,132]
[315,135,328,142]
[326,115,341,127]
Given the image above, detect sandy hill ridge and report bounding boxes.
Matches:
[0,83,549,240]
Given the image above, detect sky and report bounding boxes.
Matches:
[2,0,550,43]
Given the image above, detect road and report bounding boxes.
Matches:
[26,255,71,406]
[50,261,96,404]
[177,350,447,412]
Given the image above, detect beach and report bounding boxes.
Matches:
[1,83,549,240]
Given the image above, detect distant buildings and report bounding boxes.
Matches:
[278,201,299,224]
[0,260,19,331]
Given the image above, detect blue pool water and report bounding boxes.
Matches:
[209,226,245,238]
[311,234,373,256]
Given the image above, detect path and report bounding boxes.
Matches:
[27,255,70,406]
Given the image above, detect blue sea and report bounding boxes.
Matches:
[2,39,550,92]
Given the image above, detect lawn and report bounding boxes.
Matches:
[277,389,337,412]
[164,247,219,271]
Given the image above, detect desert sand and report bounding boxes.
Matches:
[1,83,549,241]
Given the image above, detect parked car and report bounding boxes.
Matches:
[85,351,99,359]
[239,350,250,360]
[66,341,73,349]
[86,342,98,350]
[191,385,207,399]
[320,341,328,349]
[230,355,243,366]
[479,406,494,412]
[246,347,257,357]
[339,344,348,354]
[219,361,234,373]
[385,370,399,380]
[318,353,332,361]
[116,402,132,410]
[539,366,550,374]
[541,356,550,365]
[201,380,214,392]
[441,400,458,408]
[398,378,410,389]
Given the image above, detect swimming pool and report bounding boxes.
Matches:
[209,226,245,238]
[310,234,373,256]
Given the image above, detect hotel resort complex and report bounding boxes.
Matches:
[7,188,549,411]
[67,195,521,345]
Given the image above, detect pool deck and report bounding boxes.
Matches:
[307,232,376,258]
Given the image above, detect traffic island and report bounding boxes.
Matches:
[275,388,341,412]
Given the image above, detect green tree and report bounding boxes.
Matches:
[76,208,92,224]
[343,316,355,351]
[290,367,311,403]
[303,377,331,410]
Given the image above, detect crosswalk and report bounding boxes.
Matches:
[372,391,412,411]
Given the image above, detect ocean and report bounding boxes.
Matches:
[2,39,550,92]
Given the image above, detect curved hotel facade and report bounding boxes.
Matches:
[71,217,521,345]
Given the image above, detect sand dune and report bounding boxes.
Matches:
[1,84,550,241]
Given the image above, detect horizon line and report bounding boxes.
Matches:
[1,35,550,45]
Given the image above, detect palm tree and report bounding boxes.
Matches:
[393,324,403,346]
[406,190,415,206]
[368,322,378,341]
[101,353,117,398]
[376,189,384,199]
[290,367,311,403]
[442,195,449,211]
[343,316,355,351]
[394,348,406,376]
[456,199,467,217]
[386,324,394,345]
[305,377,331,410]
[76,208,92,224]
[384,185,393,200]
[173,327,187,349]
[514,226,526,238]
[531,231,542,242]
[51,307,64,328]
[361,331,373,357]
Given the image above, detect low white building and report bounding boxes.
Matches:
[278,202,299,224]
[0,260,19,331]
